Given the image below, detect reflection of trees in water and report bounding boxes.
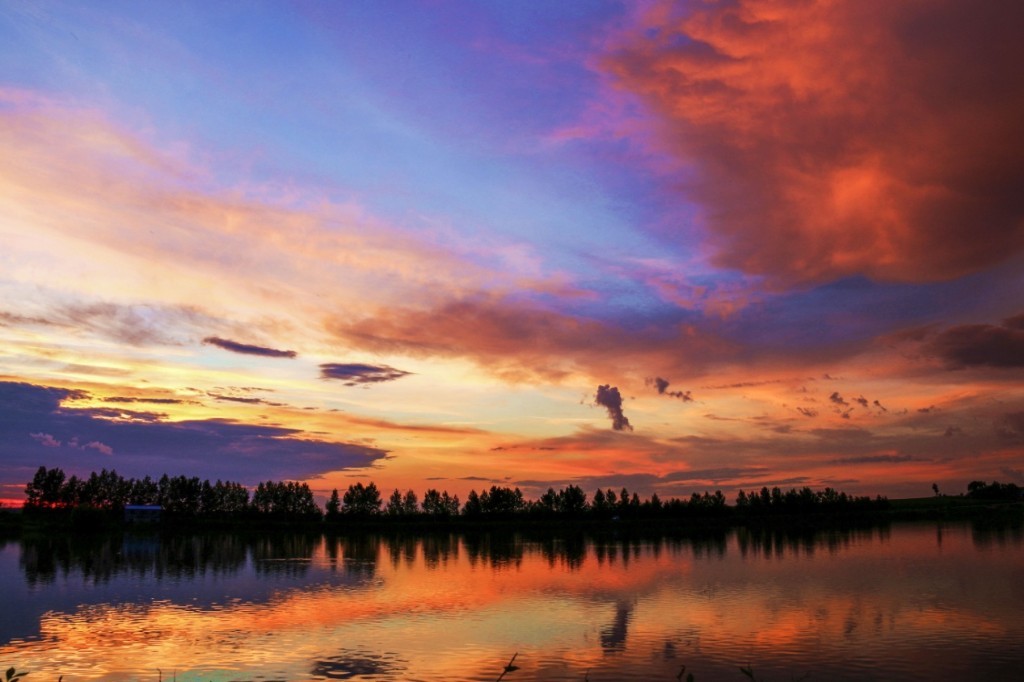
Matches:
[421,532,458,569]
[252,532,321,578]
[322,533,381,579]
[133,533,249,581]
[735,525,884,560]
[588,531,724,568]
[387,533,418,571]
[687,531,727,560]
[21,532,121,586]
[536,531,586,570]
[463,531,524,570]
[381,532,463,570]
[971,515,1023,549]
[19,532,308,585]
[17,525,923,585]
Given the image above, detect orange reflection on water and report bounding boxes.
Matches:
[4,524,1023,681]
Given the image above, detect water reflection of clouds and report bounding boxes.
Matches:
[2,526,1022,680]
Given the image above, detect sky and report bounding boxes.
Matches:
[1,0,1023,506]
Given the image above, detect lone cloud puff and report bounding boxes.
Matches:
[595,384,632,431]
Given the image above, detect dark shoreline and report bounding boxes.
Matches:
[4,497,1020,539]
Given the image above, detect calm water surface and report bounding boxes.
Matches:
[2,521,1022,681]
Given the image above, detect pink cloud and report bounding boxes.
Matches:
[604,0,1024,286]
[30,432,61,448]
[82,441,115,456]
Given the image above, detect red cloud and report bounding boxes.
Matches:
[605,0,1024,285]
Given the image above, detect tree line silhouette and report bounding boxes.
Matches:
[24,466,320,519]
[23,465,897,523]
[965,480,1021,501]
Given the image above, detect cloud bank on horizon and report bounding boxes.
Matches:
[0,0,1022,503]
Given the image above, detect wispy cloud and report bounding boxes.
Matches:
[104,396,186,405]
[646,376,693,402]
[319,363,412,386]
[203,336,297,358]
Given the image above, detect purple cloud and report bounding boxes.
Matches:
[595,384,632,431]
[0,382,387,492]
[203,336,297,358]
[319,363,412,385]
[646,376,693,402]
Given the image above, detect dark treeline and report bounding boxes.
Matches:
[22,465,894,525]
[966,480,1022,501]
[24,466,319,520]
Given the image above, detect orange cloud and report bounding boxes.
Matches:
[327,294,735,384]
[605,0,1024,285]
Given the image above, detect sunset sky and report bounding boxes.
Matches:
[2,0,1023,506]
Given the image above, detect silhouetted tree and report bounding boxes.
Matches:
[557,485,588,514]
[463,489,482,517]
[479,486,525,515]
[342,482,382,516]
[966,480,1021,501]
[325,488,341,520]
[24,466,66,509]
[421,488,458,517]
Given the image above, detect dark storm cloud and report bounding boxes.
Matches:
[595,384,632,431]
[829,392,849,406]
[646,376,694,402]
[927,314,1024,369]
[319,363,412,385]
[203,336,297,358]
[0,381,386,490]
